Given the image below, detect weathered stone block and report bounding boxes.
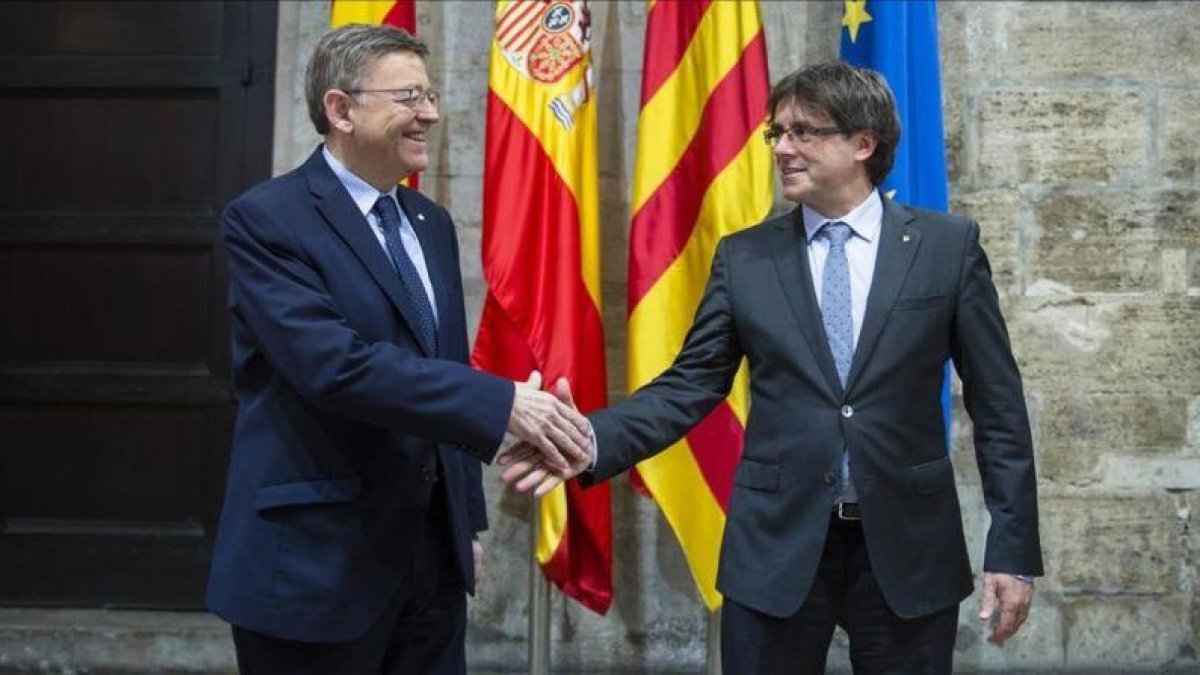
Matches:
[942,87,966,187]
[976,90,1149,186]
[437,67,488,178]
[1034,395,1189,485]
[1010,296,1200,398]
[938,2,1007,187]
[951,189,1023,293]
[937,2,1004,82]
[1100,456,1200,490]
[1040,491,1185,595]
[437,174,484,230]
[1162,248,1191,294]
[609,1,649,74]
[429,2,492,71]
[1000,4,1161,81]
[1189,397,1200,456]
[272,1,327,176]
[1164,91,1200,184]
[1028,190,1200,293]
[1156,3,1200,85]
[1064,596,1193,668]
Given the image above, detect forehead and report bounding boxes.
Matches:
[361,50,429,85]
[770,98,832,125]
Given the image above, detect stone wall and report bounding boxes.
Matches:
[272,1,1200,671]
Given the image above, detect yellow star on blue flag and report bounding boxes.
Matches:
[842,0,872,43]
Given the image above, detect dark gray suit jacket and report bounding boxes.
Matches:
[587,196,1042,619]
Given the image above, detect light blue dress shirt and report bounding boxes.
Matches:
[322,146,438,322]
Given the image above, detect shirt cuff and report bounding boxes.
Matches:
[587,420,598,471]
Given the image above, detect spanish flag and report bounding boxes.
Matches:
[330,0,419,189]
[627,0,772,611]
[472,0,612,614]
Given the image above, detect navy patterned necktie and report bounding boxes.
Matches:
[820,221,856,503]
[373,195,437,353]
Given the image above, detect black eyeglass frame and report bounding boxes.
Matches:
[762,123,846,147]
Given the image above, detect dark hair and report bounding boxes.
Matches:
[767,61,901,186]
[305,24,430,135]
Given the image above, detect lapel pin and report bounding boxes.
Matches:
[902,234,912,243]
[417,213,425,221]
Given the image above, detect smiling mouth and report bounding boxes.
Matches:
[403,132,426,143]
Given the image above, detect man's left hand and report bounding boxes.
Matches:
[979,572,1034,646]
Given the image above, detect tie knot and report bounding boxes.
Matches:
[374,195,401,231]
[823,221,852,248]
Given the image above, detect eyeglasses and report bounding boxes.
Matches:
[348,87,440,111]
[763,123,845,147]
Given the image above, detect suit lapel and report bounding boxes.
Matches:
[305,150,434,358]
[845,198,920,392]
[769,209,844,396]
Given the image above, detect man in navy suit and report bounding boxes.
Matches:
[502,61,1042,672]
[206,24,590,674]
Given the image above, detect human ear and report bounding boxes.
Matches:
[323,90,355,134]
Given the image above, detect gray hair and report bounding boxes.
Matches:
[767,61,901,186]
[305,24,430,135]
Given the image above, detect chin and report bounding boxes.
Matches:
[782,186,810,204]
[398,157,428,176]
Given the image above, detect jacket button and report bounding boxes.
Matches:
[841,404,854,418]
[822,471,837,485]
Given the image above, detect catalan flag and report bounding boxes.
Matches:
[472,0,612,614]
[840,0,953,438]
[331,0,420,189]
[627,0,772,611]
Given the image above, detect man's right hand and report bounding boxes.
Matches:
[505,371,592,473]
[498,377,593,497]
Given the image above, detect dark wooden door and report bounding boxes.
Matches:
[0,1,276,608]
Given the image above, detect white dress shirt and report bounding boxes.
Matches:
[322,146,438,322]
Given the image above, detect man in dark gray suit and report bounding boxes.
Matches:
[502,61,1042,673]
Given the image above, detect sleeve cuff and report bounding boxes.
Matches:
[587,420,598,471]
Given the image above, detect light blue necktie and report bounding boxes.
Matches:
[820,222,856,503]
[373,195,438,354]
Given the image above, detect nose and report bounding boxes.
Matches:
[417,102,439,123]
[773,136,796,160]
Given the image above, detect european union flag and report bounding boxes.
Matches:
[841,0,948,211]
[840,0,953,443]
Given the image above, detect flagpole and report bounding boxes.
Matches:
[529,495,551,675]
[705,608,722,675]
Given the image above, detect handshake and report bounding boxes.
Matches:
[501,371,594,497]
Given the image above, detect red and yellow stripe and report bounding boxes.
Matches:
[330,0,419,189]
[472,0,611,614]
[628,0,772,611]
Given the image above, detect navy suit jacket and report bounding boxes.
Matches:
[206,148,513,643]
[586,197,1042,619]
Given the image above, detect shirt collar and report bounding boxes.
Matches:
[801,190,883,243]
[322,145,397,218]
